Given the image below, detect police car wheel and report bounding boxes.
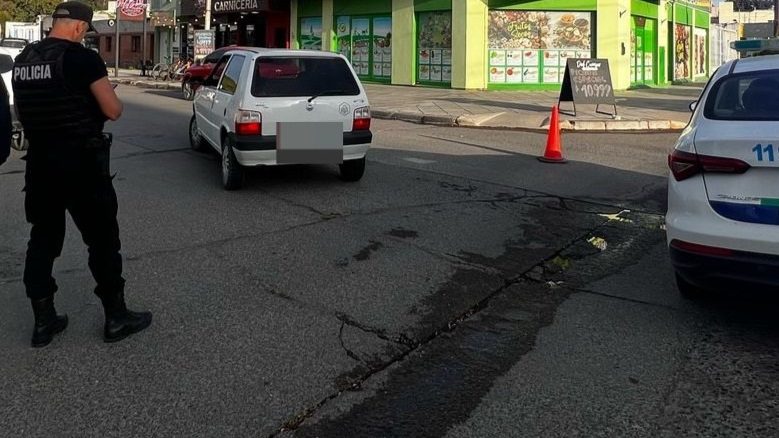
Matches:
[221,138,244,191]
[189,115,207,152]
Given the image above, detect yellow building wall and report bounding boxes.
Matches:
[392,0,415,85]
[597,0,632,90]
[657,0,668,84]
[322,0,335,51]
[453,0,488,89]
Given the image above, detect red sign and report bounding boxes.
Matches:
[117,0,147,22]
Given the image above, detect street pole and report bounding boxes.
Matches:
[114,3,120,77]
[205,0,212,30]
[774,0,779,37]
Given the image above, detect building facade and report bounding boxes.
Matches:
[290,0,712,90]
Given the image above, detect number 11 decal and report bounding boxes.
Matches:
[753,144,775,162]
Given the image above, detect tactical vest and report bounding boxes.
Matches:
[12,39,104,144]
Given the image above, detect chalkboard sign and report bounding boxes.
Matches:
[558,58,617,117]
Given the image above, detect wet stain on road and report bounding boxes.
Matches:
[386,228,419,239]
[353,241,384,261]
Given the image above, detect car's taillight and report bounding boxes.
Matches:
[353,106,371,131]
[668,150,750,182]
[235,110,262,136]
[670,239,734,257]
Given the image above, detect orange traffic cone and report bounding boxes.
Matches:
[538,105,567,163]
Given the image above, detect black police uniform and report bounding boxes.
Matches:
[13,38,125,302]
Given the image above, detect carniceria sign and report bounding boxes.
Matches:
[212,0,268,14]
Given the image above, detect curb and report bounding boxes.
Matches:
[112,79,687,132]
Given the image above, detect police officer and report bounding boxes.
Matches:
[12,1,151,347]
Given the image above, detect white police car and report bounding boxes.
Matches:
[666,41,779,296]
[188,48,372,190]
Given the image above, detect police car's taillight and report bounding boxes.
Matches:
[668,150,750,181]
[353,106,371,131]
[235,110,262,136]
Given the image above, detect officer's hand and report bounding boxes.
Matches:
[90,77,123,121]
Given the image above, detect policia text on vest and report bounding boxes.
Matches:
[13,64,54,81]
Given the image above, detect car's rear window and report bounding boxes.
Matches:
[1,39,26,48]
[704,69,779,121]
[251,56,360,98]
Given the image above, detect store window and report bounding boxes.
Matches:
[488,10,593,85]
[693,28,707,78]
[131,36,141,53]
[106,36,112,52]
[299,17,323,50]
[631,16,656,85]
[335,15,392,81]
[674,24,691,80]
[417,11,452,84]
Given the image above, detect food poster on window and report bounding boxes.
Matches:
[488,10,593,84]
[417,11,452,83]
[299,17,323,50]
[351,18,371,76]
[694,28,707,77]
[336,16,351,58]
[674,24,691,80]
[372,17,392,78]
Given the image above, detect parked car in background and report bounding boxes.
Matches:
[0,38,28,49]
[666,53,779,297]
[189,48,372,190]
[181,47,233,100]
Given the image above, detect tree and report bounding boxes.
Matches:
[3,0,108,24]
[732,0,775,11]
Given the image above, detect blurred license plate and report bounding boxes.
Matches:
[277,122,343,164]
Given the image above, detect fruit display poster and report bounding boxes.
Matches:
[373,17,392,78]
[417,11,452,83]
[488,10,593,84]
[336,16,351,58]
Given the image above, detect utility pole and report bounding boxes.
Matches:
[114,2,120,77]
[774,0,778,36]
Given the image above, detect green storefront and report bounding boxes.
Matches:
[292,0,710,90]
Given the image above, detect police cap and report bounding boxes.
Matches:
[52,1,97,33]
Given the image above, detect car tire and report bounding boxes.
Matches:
[339,157,366,182]
[222,137,244,191]
[189,115,208,152]
[675,272,705,299]
[182,80,197,101]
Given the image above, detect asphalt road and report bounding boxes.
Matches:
[0,86,777,438]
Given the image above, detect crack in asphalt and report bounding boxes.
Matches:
[269,210,621,436]
[574,287,682,312]
[338,321,365,364]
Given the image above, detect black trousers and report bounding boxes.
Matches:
[23,145,125,301]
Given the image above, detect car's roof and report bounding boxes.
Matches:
[726,54,779,74]
[222,47,344,59]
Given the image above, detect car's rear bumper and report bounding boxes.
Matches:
[233,143,370,167]
[229,130,372,152]
[669,241,779,292]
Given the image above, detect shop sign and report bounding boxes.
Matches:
[558,58,617,116]
[194,29,216,59]
[488,11,593,84]
[117,0,147,22]
[676,0,711,9]
[212,0,269,15]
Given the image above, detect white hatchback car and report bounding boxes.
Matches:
[666,54,779,296]
[188,48,372,190]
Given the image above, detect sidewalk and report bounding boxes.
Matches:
[109,68,696,132]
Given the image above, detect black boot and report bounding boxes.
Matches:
[101,291,152,343]
[30,297,68,348]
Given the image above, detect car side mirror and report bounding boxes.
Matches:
[0,54,13,74]
[689,101,698,112]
